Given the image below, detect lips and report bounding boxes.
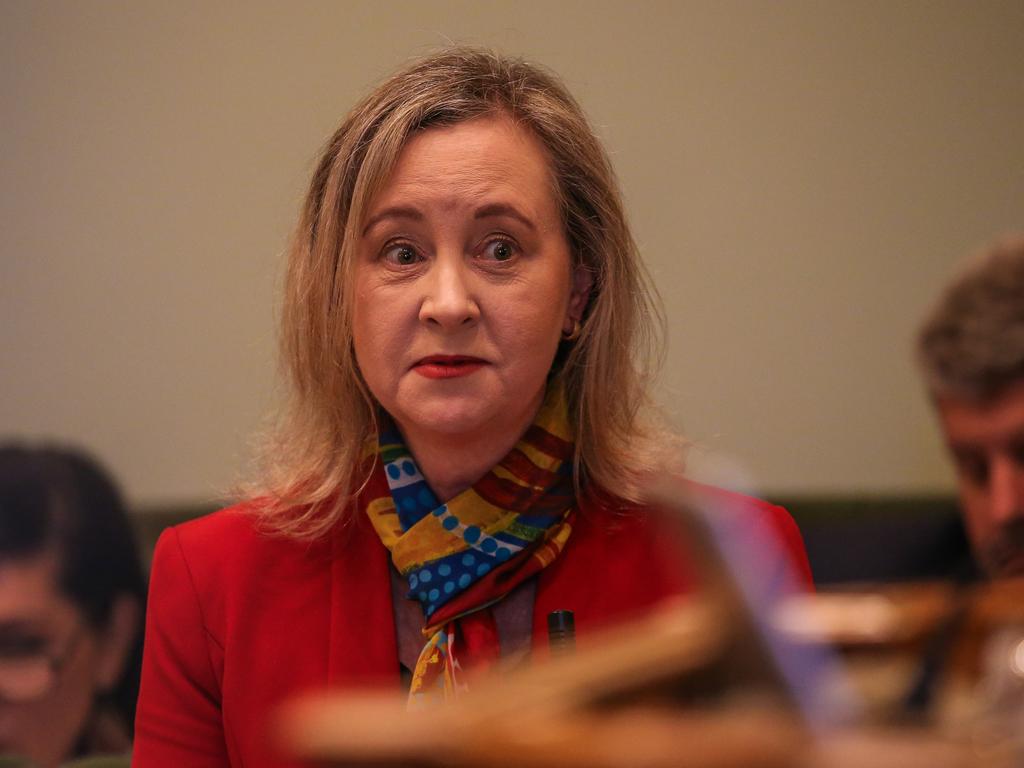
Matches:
[412,355,488,379]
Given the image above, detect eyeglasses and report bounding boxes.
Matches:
[0,625,84,703]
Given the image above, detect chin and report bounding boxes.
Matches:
[392,388,527,440]
[385,376,546,443]
[410,402,499,437]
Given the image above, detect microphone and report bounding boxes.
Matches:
[547,609,576,656]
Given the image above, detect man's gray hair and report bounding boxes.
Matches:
[917,233,1024,402]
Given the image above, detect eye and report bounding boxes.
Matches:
[480,238,517,262]
[381,243,422,267]
[953,450,989,488]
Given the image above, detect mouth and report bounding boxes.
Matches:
[412,355,488,379]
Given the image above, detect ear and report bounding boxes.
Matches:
[563,264,594,333]
[93,594,140,691]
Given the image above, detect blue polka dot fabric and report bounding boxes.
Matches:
[375,404,574,623]
[380,422,538,619]
[366,383,578,707]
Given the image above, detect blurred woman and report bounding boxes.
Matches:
[0,446,145,767]
[134,48,810,766]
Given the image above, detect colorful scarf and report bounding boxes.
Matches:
[364,384,576,707]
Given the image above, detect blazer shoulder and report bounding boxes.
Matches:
[172,500,266,552]
[577,478,785,529]
[579,478,812,587]
[164,500,335,591]
[678,479,812,587]
[683,479,802,537]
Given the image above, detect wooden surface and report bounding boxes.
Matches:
[273,582,1024,767]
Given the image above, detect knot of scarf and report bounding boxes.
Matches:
[364,385,576,708]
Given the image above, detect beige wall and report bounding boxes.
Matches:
[2,1,1023,506]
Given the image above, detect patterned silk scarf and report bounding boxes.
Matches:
[364,384,576,707]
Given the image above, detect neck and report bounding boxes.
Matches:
[400,428,518,502]
[398,409,540,502]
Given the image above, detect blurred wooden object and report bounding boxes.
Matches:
[276,478,1024,767]
[777,578,1024,682]
[802,727,978,768]
[280,693,980,768]
[281,695,805,768]
[277,597,745,765]
[275,582,1019,767]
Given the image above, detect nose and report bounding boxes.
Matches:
[419,256,479,331]
[989,452,1024,525]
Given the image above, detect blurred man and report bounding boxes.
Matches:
[917,234,1024,578]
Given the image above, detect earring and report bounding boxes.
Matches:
[562,320,581,342]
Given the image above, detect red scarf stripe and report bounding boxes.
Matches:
[473,472,548,509]
[534,532,569,563]
[368,384,577,705]
[497,447,566,488]
[474,473,574,514]
[519,424,574,460]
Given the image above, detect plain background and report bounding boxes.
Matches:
[3,1,1023,508]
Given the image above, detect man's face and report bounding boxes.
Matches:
[936,381,1024,577]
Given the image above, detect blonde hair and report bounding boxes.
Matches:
[254,47,674,538]
[917,233,1024,403]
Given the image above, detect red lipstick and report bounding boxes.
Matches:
[413,355,487,379]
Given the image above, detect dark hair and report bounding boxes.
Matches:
[917,233,1024,402]
[0,445,146,734]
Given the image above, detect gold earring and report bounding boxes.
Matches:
[562,320,581,342]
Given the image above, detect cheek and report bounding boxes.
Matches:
[351,305,422,416]
[535,283,572,338]
[352,291,403,366]
[352,311,381,358]
[352,319,392,396]
[960,494,995,545]
[496,297,564,368]
[351,282,376,349]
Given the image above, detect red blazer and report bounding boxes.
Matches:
[133,483,810,767]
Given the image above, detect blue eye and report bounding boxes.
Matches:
[482,239,516,261]
[383,244,420,266]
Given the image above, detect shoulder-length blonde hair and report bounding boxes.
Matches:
[254,47,673,538]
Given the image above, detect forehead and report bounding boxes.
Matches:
[366,114,560,221]
[936,381,1024,446]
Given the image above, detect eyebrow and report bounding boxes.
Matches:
[474,203,537,232]
[361,201,539,237]
[361,206,424,236]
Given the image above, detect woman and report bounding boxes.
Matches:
[0,446,145,768]
[134,48,810,766]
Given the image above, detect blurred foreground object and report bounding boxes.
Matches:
[278,586,1024,766]
[277,477,1019,767]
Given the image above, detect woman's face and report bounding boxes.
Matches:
[0,554,122,767]
[353,115,589,448]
